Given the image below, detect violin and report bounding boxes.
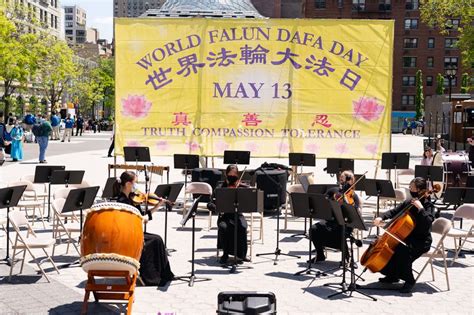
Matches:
[131,190,168,206]
[360,184,441,273]
[333,171,367,206]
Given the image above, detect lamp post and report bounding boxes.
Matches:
[446,65,457,102]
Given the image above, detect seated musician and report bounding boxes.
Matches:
[214,165,249,264]
[373,177,434,293]
[309,170,361,263]
[113,171,174,287]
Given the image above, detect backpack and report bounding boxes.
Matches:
[32,123,42,137]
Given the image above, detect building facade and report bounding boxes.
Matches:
[303,0,463,111]
[64,5,86,44]
[114,0,165,17]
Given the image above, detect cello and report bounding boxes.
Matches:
[360,184,440,272]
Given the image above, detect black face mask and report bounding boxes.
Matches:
[227,175,239,185]
[410,190,419,198]
[341,183,351,191]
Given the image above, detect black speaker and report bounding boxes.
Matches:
[217,291,276,315]
[191,168,223,202]
[256,169,288,211]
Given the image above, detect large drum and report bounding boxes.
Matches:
[442,152,469,188]
[80,202,144,275]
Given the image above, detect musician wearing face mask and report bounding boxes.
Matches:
[372,177,434,293]
[309,170,361,263]
[216,165,249,264]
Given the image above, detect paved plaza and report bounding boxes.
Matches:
[0,132,473,314]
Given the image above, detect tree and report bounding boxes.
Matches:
[460,73,471,93]
[36,37,77,113]
[436,73,445,95]
[415,70,424,120]
[420,0,474,67]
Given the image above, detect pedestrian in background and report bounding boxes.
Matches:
[0,111,8,166]
[76,114,84,136]
[402,118,408,135]
[36,115,52,163]
[410,120,418,136]
[10,117,24,162]
[50,111,60,140]
[62,113,74,142]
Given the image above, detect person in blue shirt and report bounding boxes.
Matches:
[410,120,418,136]
[61,113,74,142]
[23,113,36,133]
[10,117,24,162]
[402,118,409,135]
[50,111,61,140]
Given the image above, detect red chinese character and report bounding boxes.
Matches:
[311,114,332,128]
[242,113,262,127]
[172,112,191,126]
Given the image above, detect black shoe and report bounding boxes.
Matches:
[12,159,18,162]
[378,276,400,284]
[107,154,112,157]
[307,254,326,264]
[399,281,415,293]
[219,254,229,265]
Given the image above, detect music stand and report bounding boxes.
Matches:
[326,158,354,181]
[175,196,211,287]
[291,192,333,276]
[34,165,65,221]
[50,170,84,188]
[0,185,27,265]
[381,153,410,188]
[289,154,316,238]
[364,179,395,236]
[325,203,375,301]
[223,150,250,165]
[415,165,443,183]
[62,187,99,235]
[123,146,151,164]
[307,184,339,195]
[174,154,200,189]
[154,183,184,252]
[101,177,118,200]
[215,188,259,273]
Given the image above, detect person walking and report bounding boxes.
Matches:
[402,118,409,135]
[410,120,418,136]
[0,111,8,166]
[75,114,84,136]
[36,115,52,163]
[61,113,74,142]
[50,111,60,140]
[107,126,115,157]
[10,117,24,162]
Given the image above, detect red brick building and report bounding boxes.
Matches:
[252,0,463,111]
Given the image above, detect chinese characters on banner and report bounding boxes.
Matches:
[115,19,394,159]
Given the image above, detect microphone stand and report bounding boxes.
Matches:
[143,165,152,233]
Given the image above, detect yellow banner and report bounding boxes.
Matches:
[115,18,393,159]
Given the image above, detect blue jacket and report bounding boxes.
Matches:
[24,114,36,125]
[51,115,60,127]
[64,118,74,129]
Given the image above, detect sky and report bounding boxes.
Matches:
[61,0,113,41]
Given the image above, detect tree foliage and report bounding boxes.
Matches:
[436,73,445,95]
[420,0,474,68]
[415,70,424,119]
[460,73,471,93]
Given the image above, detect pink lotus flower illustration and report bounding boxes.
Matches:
[126,140,140,147]
[186,141,200,152]
[353,97,385,122]
[305,143,320,154]
[215,141,230,153]
[156,140,169,151]
[246,142,259,153]
[278,142,290,154]
[365,143,378,155]
[121,95,152,118]
[335,143,349,154]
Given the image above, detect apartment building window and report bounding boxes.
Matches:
[402,76,416,86]
[65,15,73,21]
[406,0,419,10]
[403,57,417,68]
[428,38,435,48]
[352,0,365,11]
[444,57,458,68]
[427,57,434,68]
[65,8,73,13]
[65,22,73,28]
[55,16,57,29]
[447,19,460,30]
[65,30,73,35]
[379,0,391,11]
[403,38,418,48]
[404,19,418,30]
[402,95,415,105]
[338,0,343,8]
[50,13,54,28]
[426,76,433,86]
[315,0,326,8]
[445,38,458,49]
[443,77,457,87]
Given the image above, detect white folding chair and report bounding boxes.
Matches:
[183,182,213,231]
[51,198,80,256]
[414,217,452,291]
[20,175,48,210]
[8,180,45,228]
[446,204,474,265]
[8,209,60,283]
[284,184,305,230]
[53,188,79,224]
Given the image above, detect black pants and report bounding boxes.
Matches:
[75,126,83,136]
[217,214,248,258]
[310,222,344,257]
[108,138,114,156]
[380,245,425,283]
[139,232,174,286]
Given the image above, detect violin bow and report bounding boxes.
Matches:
[336,171,368,202]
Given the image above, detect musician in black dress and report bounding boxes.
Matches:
[373,177,434,293]
[309,170,361,262]
[113,171,174,287]
[216,165,249,264]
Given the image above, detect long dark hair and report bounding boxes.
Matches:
[423,146,432,159]
[112,171,136,197]
[411,177,427,192]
